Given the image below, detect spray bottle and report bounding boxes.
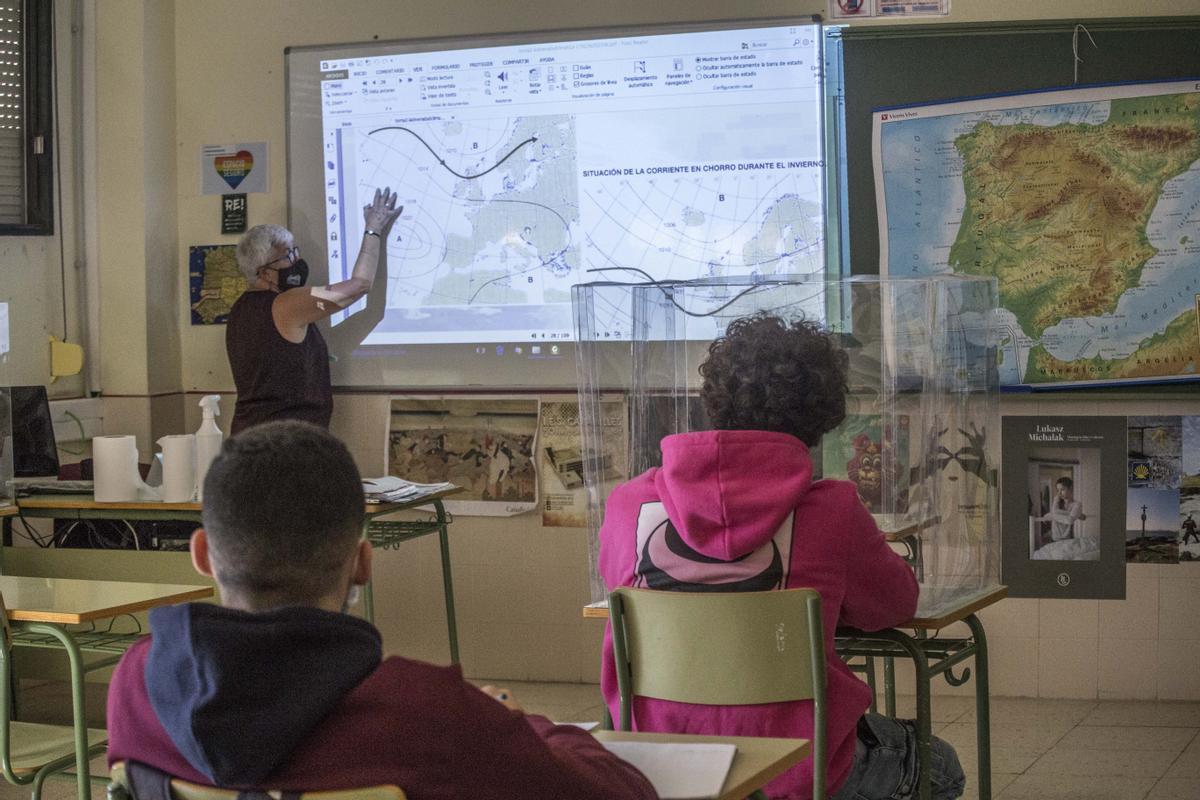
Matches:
[194,395,224,501]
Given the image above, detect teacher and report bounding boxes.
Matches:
[227,187,402,435]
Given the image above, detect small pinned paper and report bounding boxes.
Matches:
[829,0,949,19]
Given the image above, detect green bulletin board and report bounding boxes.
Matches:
[826,16,1200,274]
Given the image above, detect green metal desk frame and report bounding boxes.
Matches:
[836,612,992,800]
[0,622,108,800]
[363,498,460,664]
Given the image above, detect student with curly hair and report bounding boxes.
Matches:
[598,313,964,800]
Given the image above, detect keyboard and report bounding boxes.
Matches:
[10,479,96,495]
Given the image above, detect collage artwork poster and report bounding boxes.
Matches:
[1126,415,1200,564]
[387,397,538,517]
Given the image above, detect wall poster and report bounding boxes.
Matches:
[1001,416,1126,599]
[538,399,627,528]
[387,396,538,516]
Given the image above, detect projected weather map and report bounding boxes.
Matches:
[316,24,824,345]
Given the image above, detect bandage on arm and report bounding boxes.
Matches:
[272,232,383,339]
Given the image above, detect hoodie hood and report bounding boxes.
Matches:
[145,603,382,786]
[655,430,813,561]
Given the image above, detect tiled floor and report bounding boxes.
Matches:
[5,680,1200,799]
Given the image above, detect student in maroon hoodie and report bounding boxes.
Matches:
[599,313,964,800]
[107,421,655,800]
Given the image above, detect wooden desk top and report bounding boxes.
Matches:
[17,494,203,513]
[584,585,1009,629]
[875,514,941,542]
[0,504,16,518]
[0,575,213,624]
[907,585,1008,629]
[593,730,809,800]
[16,486,463,516]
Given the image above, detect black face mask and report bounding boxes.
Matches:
[276,258,309,290]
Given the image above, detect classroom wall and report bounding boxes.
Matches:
[926,395,1200,702]
[7,0,1197,393]
[0,0,84,397]
[7,0,1200,697]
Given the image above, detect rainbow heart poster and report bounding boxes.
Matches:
[200,142,268,195]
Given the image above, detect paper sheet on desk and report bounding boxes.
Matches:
[362,476,455,504]
[600,741,735,799]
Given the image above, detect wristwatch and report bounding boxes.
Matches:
[365,229,381,238]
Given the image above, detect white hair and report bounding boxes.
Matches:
[235,224,293,282]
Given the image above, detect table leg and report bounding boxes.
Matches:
[846,630,932,800]
[433,500,460,665]
[914,536,925,583]
[965,614,992,800]
[23,623,90,800]
[883,656,896,717]
[864,657,878,714]
[361,521,376,625]
[907,638,933,800]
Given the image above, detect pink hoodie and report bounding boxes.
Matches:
[599,429,919,799]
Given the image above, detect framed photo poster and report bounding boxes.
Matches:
[1001,416,1126,598]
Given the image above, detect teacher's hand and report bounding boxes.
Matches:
[364,186,402,234]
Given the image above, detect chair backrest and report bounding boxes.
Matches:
[609,586,827,799]
[109,762,407,800]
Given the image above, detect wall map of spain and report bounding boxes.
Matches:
[189,244,248,325]
[874,80,1200,387]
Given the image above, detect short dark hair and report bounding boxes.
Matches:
[699,313,848,447]
[1056,477,1073,490]
[201,421,364,604]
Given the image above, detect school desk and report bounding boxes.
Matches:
[10,487,464,663]
[592,730,810,800]
[0,576,212,800]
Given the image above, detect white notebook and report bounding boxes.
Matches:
[601,741,736,800]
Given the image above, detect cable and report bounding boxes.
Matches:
[53,518,84,547]
[582,266,780,320]
[55,409,86,455]
[14,512,52,547]
[49,0,68,340]
[1072,24,1097,85]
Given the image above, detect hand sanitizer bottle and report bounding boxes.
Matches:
[195,395,224,501]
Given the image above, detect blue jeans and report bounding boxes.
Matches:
[829,713,965,800]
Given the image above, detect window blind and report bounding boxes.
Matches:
[0,1,23,225]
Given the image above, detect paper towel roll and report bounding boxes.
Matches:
[94,435,145,502]
[157,434,196,503]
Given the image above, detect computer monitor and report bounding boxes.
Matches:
[10,386,58,478]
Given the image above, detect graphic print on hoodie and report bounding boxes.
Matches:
[633,501,794,592]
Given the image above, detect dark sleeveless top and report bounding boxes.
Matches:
[226,291,333,435]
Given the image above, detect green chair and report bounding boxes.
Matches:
[0,594,107,800]
[108,761,408,800]
[609,586,827,800]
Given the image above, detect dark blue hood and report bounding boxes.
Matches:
[145,603,382,786]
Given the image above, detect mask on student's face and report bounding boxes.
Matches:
[276,259,309,290]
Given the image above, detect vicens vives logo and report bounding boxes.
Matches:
[1056,573,1071,587]
[775,622,786,652]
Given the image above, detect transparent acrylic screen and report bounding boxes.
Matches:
[573,275,1001,617]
